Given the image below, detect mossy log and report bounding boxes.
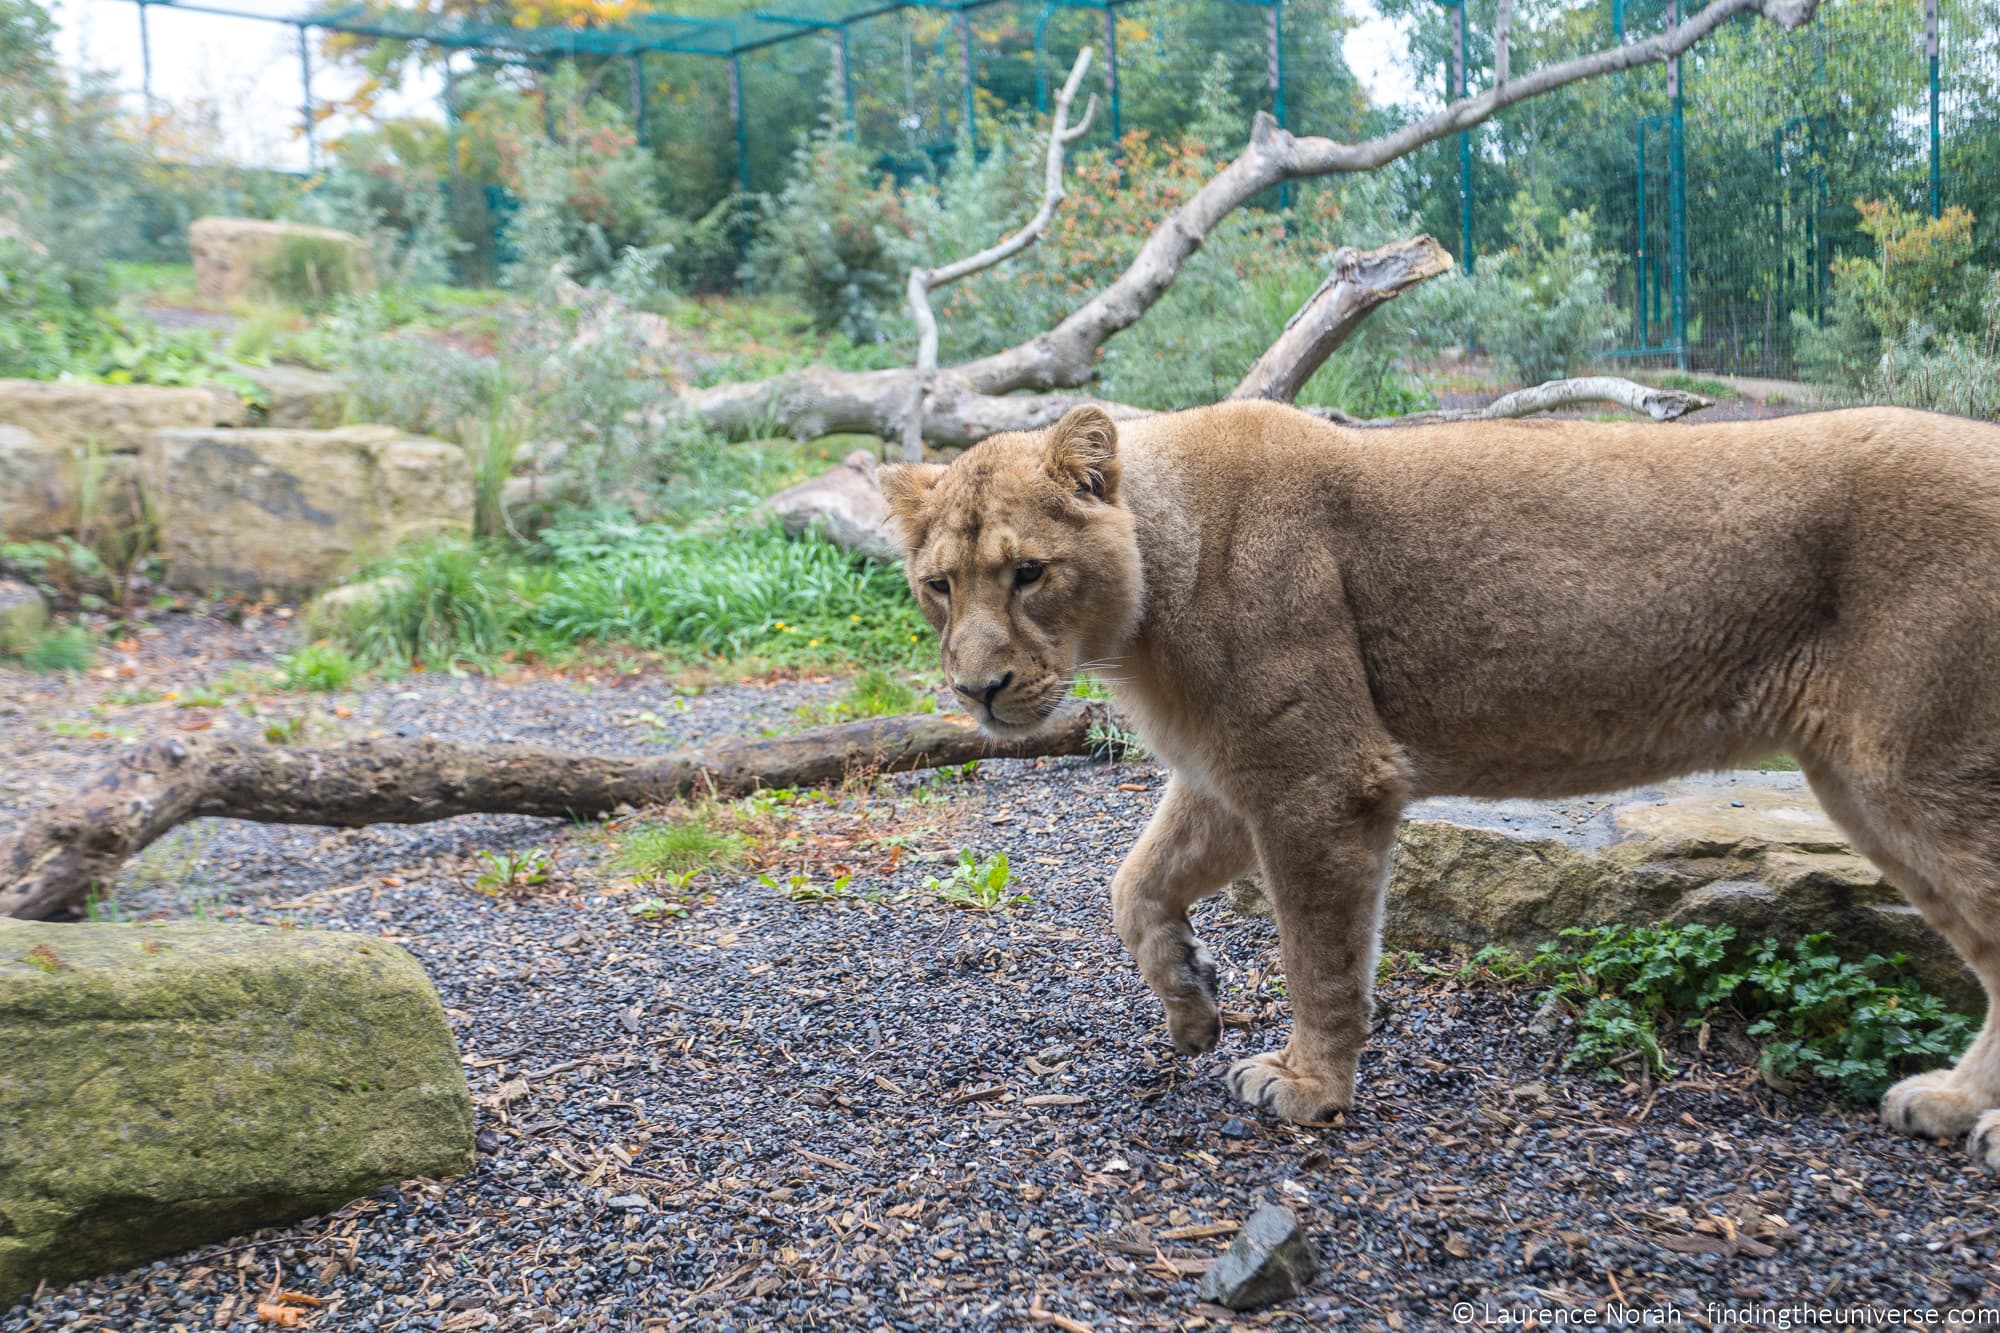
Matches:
[0,703,1108,921]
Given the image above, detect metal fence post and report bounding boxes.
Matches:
[630,51,649,145]
[1034,0,1055,112]
[958,7,977,158]
[137,0,156,136]
[1103,3,1121,153]
[1668,0,1688,369]
[836,25,855,139]
[298,25,317,170]
[1452,0,1472,273]
[1926,0,1940,218]
[1268,0,1288,209]
[730,52,749,192]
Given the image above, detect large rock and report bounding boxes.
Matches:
[765,449,898,562]
[189,217,375,306]
[144,425,472,597]
[0,920,474,1302]
[0,575,48,655]
[1198,1205,1318,1310]
[0,423,146,542]
[0,379,214,453]
[229,363,350,430]
[1227,775,1976,1009]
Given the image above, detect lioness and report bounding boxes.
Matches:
[881,398,2000,1169]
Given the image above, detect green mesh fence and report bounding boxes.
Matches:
[1414,0,2000,378]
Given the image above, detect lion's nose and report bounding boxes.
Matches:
[952,672,1013,710]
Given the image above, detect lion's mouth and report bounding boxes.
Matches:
[978,687,1070,737]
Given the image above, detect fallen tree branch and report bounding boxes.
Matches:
[1316,375,1714,427]
[902,46,1097,460]
[1,704,1109,921]
[678,0,1817,446]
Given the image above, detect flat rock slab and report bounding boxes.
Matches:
[0,920,474,1303]
[1230,771,1974,1009]
[189,218,374,305]
[0,380,216,454]
[144,424,471,597]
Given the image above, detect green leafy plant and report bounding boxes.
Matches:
[796,667,933,726]
[473,847,553,893]
[760,870,864,904]
[926,849,1029,913]
[1524,923,1974,1102]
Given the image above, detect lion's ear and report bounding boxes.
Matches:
[1043,405,1120,502]
[878,462,945,547]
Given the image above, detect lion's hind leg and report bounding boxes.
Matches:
[1803,758,2000,1170]
[1111,775,1255,1056]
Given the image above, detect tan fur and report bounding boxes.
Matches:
[883,399,2000,1169]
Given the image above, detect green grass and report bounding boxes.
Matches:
[316,519,929,674]
[610,813,750,882]
[275,643,361,692]
[1646,370,1741,401]
[797,668,934,726]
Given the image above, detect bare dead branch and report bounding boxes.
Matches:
[678,0,1817,447]
[1316,375,1715,427]
[0,705,1111,921]
[901,47,1097,460]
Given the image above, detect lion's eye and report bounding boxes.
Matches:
[1013,560,1045,588]
[926,578,950,596]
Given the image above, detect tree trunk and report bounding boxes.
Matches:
[1,704,1110,921]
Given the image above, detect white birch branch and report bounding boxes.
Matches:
[1495,0,1515,85]
[1316,375,1715,427]
[900,46,1097,461]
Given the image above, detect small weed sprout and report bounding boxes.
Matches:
[927,849,1029,913]
[760,870,865,903]
[473,848,553,893]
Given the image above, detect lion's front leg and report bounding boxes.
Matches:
[1226,788,1402,1123]
[1111,775,1255,1056]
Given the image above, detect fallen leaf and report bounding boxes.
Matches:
[254,1304,301,1327]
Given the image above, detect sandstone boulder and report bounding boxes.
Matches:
[230,362,349,430]
[0,379,214,453]
[144,425,471,597]
[0,919,474,1302]
[1226,776,1975,1009]
[189,217,375,306]
[765,449,898,562]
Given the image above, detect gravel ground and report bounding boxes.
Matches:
[4,613,1998,1331]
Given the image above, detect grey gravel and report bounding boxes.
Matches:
[3,611,1997,1330]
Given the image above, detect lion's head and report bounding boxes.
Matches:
[879,405,1144,737]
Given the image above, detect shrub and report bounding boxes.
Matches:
[312,538,530,669]
[1525,923,1973,1102]
[743,107,916,342]
[267,234,373,305]
[1452,194,1620,386]
[275,643,361,692]
[15,624,94,673]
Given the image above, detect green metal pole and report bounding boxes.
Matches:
[1668,0,1688,369]
[958,8,977,158]
[838,26,855,140]
[1456,0,1472,273]
[629,51,648,146]
[1103,4,1121,153]
[298,25,317,170]
[1034,1,1054,112]
[730,53,749,192]
[1926,0,1940,218]
[1269,0,1288,209]
[1635,119,1648,347]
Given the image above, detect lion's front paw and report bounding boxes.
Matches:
[1969,1112,2000,1175]
[1225,1051,1354,1123]
[1882,1069,1985,1140]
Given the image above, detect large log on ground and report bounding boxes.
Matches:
[0,703,1110,921]
[0,919,473,1302]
